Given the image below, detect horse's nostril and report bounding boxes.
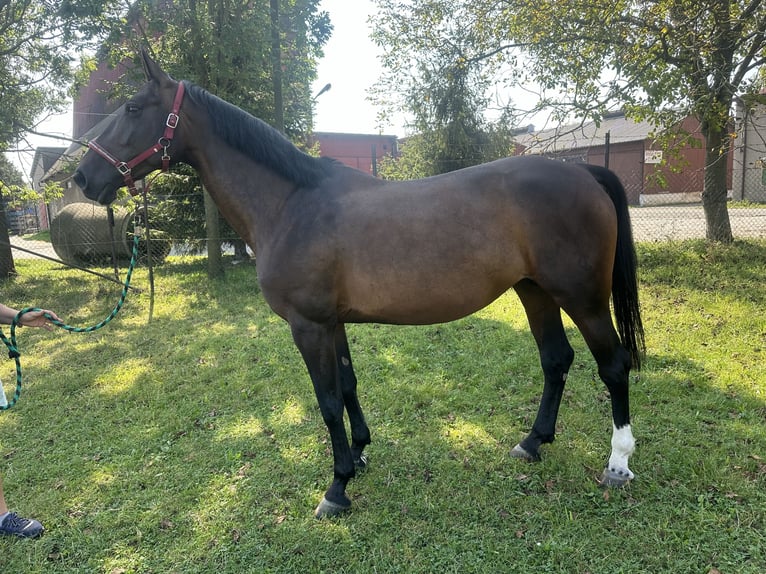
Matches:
[72,170,86,190]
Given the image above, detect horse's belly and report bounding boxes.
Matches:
[339,275,513,325]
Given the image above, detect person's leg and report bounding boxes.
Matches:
[0,474,8,514]
[0,474,44,538]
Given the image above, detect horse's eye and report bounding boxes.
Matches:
[126,102,141,114]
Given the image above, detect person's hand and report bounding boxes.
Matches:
[18,309,61,331]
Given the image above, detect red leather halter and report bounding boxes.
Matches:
[87,81,185,196]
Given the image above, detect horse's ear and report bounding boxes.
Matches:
[140,47,169,83]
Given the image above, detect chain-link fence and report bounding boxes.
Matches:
[631,205,766,242]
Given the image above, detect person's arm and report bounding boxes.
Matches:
[0,304,60,330]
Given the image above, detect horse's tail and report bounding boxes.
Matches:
[579,164,645,369]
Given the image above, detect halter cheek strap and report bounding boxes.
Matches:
[87,81,186,196]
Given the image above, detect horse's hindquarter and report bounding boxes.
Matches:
[332,158,617,325]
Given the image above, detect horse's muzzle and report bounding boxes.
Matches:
[72,169,115,205]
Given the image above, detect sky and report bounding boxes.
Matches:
[312,0,403,135]
[5,0,399,180]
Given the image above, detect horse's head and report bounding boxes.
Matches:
[73,49,186,205]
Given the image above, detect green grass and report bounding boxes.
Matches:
[1,242,765,573]
[21,230,51,242]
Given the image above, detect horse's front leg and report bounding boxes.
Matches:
[290,318,356,518]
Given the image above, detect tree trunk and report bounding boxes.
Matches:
[701,127,733,243]
[0,202,17,280]
[270,0,284,133]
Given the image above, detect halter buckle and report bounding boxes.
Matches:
[166,113,180,129]
[116,162,131,176]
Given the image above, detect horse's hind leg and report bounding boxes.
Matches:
[569,307,635,486]
[335,324,371,468]
[511,280,575,461]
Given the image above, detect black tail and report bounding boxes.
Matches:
[579,164,645,369]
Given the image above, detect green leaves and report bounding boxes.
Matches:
[371,0,518,176]
[105,0,331,138]
[0,0,130,148]
[0,152,62,207]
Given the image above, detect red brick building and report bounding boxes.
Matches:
[514,112,733,206]
[311,132,398,175]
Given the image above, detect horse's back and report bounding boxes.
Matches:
[301,156,619,324]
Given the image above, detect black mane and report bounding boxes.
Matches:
[183,81,333,187]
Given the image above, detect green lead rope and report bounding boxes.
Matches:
[0,231,141,411]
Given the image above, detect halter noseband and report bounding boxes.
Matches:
[87,81,185,196]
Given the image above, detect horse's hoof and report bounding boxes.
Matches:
[354,453,368,470]
[599,467,633,488]
[510,443,540,462]
[314,496,351,519]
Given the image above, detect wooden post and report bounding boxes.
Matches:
[203,186,224,278]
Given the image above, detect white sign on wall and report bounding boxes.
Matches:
[644,150,663,164]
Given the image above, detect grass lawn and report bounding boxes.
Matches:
[21,230,51,243]
[0,241,764,573]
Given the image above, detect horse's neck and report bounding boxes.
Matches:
[189,146,294,253]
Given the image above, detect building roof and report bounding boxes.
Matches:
[31,146,67,177]
[42,111,118,183]
[515,112,660,154]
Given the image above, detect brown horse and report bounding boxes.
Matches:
[74,50,644,518]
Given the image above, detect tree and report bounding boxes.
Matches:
[0,1,119,277]
[0,156,26,277]
[372,1,518,176]
[96,0,331,138]
[90,0,331,276]
[372,0,766,242]
[0,159,65,277]
[1,4,68,150]
[379,119,519,180]
[1,1,124,149]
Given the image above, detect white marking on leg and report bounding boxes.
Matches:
[607,424,635,479]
